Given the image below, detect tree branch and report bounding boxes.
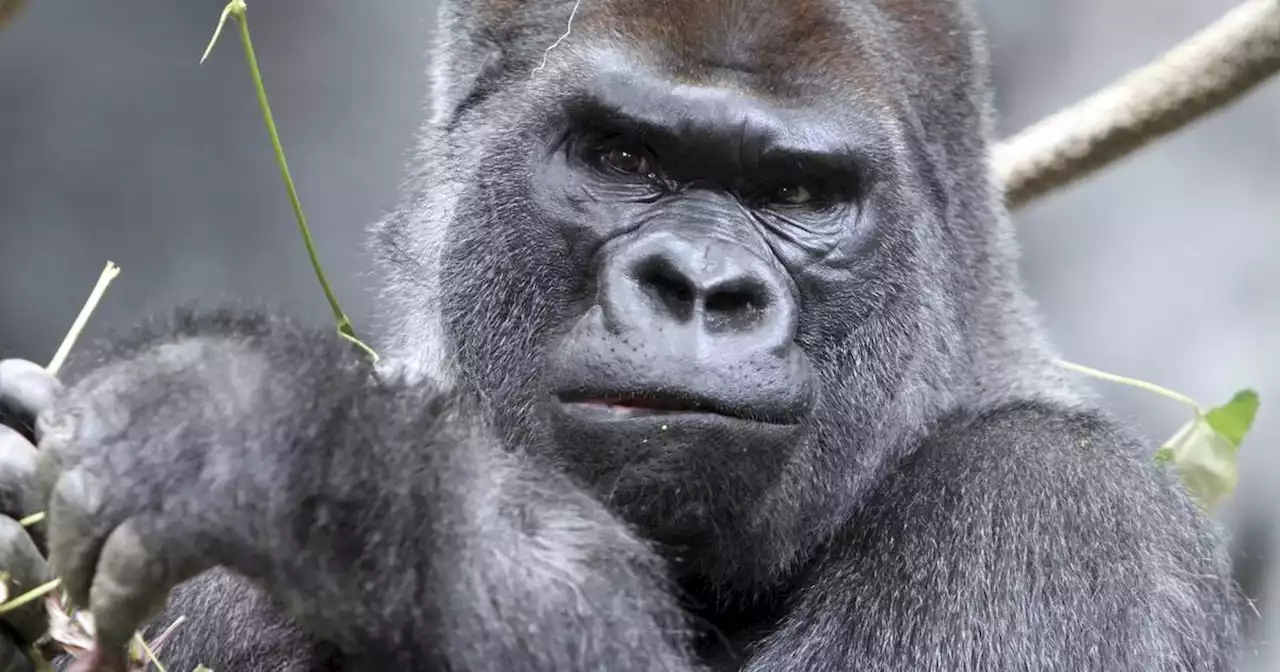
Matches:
[994,0,1280,210]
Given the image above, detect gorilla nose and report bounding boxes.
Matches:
[601,231,797,350]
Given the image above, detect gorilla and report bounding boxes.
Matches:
[0,0,1243,669]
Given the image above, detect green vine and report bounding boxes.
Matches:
[202,0,378,363]
[1055,358,1259,510]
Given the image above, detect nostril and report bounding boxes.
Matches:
[704,282,763,315]
[704,279,769,331]
[636,257,696,320]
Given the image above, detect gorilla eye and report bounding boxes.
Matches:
[772,184,813,205]
[600,147,652,176]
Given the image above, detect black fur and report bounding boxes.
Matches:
[0,1,1242,670]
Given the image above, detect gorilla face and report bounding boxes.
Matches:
[391,0,991,582]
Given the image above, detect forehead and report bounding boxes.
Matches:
[570,0,888,101]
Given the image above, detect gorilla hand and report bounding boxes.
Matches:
[27,334,310,671]
[0,359,61,672]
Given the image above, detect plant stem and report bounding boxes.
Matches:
[224,2,378,362]
[48,261,120,375]
[1054,358,1203,413]
[133,632,167,672]
[0,578,61,615]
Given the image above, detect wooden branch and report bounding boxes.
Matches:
[994,0,1280,210]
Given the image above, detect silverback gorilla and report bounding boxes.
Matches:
[0,0,1243,670]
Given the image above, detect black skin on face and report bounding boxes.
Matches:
[514,63,905,571]
[441,37,916,588]
[0,0,1244,671]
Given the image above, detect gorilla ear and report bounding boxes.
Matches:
[428,0,575,127]
[427,2,511,128]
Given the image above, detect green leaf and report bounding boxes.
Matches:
[1203,389,1260,449]
[1154,390,1260,510]
[1159,415,1238,509]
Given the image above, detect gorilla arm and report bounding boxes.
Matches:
[745,402,1240,671]
[2,361,339,672]
[32,308,700,672]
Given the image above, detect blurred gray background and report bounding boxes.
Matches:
[1,0,1276,666]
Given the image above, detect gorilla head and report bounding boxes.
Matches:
[376,0,1061,591]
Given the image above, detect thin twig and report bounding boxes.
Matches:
[201,1,379,362]
[133,632,167,672]
[1054,358,1204,413]
[47,261,120,375]
[0,579,62,615]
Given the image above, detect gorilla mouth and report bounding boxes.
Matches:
[554,390,799,425]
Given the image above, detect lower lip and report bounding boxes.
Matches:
[556,401,729,422]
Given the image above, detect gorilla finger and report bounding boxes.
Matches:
[0,361,60,421]
[44,469,111,610]
[89,518,210,652]
[0,517,52,644]
[0,639,34,672]
[31,414,78,531]
[0,428,37,521]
